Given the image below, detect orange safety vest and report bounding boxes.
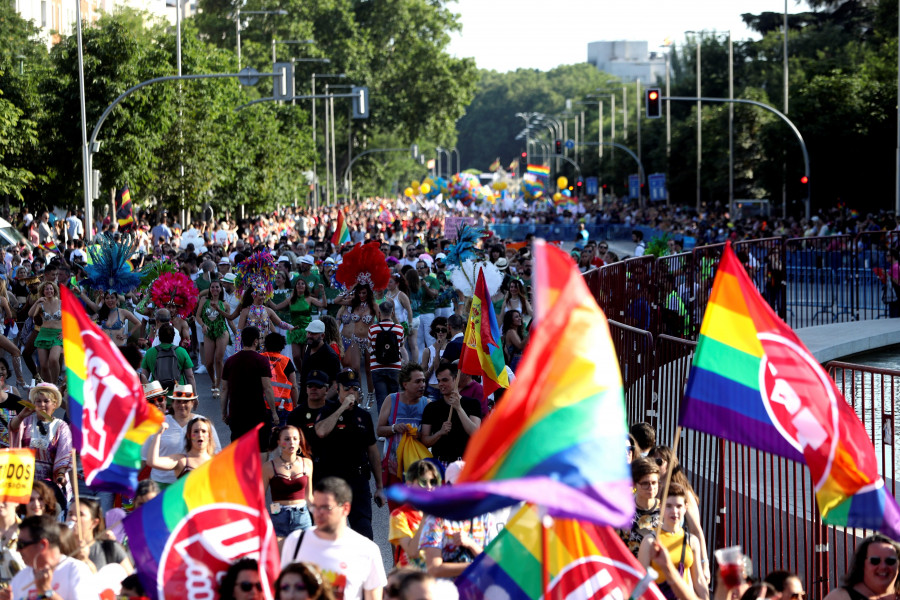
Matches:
[262,352,293,412]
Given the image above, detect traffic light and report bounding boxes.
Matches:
[576,178,583,188]
[555,139,562,154]
[800,175,809,185]
[521,152,526,159]
[646,88,661,119]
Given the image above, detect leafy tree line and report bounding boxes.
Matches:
[456,0,899,214]
[0,0,477,215]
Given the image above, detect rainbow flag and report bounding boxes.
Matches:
[124,425,279,600]
[39,240,58,253]
[458,504,665,600]
[460,266,509,399]
[331,209,350,246]
[527,164,550,178]
[680,243,900,539]
[61,287,163,494]
[387,241,634,526]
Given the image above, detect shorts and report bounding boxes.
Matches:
[269,503,312,538]
[35,327,62,349]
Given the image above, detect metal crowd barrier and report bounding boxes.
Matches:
[597,280,900,599]
[589,232,900,342]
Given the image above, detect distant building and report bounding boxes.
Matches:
[13,0,170,46]
[587,41,667,84]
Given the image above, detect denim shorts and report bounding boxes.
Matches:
[270,504,312,538]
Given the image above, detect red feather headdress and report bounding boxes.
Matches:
[336,242,391,291]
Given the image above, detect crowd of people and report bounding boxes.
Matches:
[0,199,893,600]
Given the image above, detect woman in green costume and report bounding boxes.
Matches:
[195,280,235,398]
[272,278,326,367]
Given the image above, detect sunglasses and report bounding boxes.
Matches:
[171,391,195,399]
[434,327,447,333]
[417,477,439,488]
[237,581,263,592]
[280,583,307,593]
[16,538,39,551]
[869,556,899,567]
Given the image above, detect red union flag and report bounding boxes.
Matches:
[61,287,163,495]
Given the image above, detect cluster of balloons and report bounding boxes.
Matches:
[403,173,500,206]
[404,178,445,199]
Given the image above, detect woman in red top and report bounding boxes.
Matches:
[262,426,314,539]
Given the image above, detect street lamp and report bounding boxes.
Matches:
[235,8,287,70]
[312,73,346,208]
[272,39,313,64]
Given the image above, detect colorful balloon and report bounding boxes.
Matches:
[557,176,568,190]
[420,183,431,194]
[404,187,414,197]
[411,180,420,190]
[553,192,562,202]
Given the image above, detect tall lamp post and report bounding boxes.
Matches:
[235,8,287,70]
[311,73,346,208]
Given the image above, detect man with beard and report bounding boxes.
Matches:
[299,320,340,402]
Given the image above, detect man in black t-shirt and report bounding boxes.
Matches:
[286,369,334,470]
[221,326,277,452]
[420,362,482,465]
[314,368,387,540]
[299,320,340,402]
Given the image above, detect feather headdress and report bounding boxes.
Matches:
[150,272,198,319]
[84,235,144,294]
[235,250,277,301]
[336,242,391,291]
[443,224,485,269]
[449,259,504,297]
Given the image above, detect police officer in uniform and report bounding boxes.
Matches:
[287,369,334,472]
[314,368,387,540]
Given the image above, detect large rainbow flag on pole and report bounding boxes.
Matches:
[387,241,634,526]
[458,504,665,600]
[124,425,279,600]
[331,209,350,246]
[61,287,163,494]
[680,243,900,539]
[459,267,509,399]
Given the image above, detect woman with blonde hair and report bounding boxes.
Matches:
[148,415,217,480]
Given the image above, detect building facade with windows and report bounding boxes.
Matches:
[587,40,667,84]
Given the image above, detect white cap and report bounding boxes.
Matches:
[218,257,231,265]
[435,253,447,261]
[299,255,315,265]
[277,255,291,263]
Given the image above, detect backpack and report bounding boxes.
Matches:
[374,324,401,365]
[154,345,181,391]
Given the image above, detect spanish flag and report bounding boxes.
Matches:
[116,186,135,232]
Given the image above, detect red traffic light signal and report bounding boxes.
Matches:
[521,152,526,158]
[646,88,661,119]
[800,175,809,184]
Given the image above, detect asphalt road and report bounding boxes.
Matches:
[189,361,396,572]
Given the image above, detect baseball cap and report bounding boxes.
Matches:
[305,319,325,334]
[307,370,330,387]
[435,253,447,261]
[277,255,291,263]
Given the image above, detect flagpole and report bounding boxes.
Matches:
[655,425,682,538]
[540,505,551,598]
[70,449,84,547]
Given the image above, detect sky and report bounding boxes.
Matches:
[447,0,813,72]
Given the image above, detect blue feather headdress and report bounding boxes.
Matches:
[443,224,484,269]
[85,235,144,294]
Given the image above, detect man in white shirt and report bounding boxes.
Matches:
[65,211,84,240]
[281,477,386,600]
[12,515,99,600]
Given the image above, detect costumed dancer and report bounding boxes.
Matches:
[335,242,391,408]
[269,278,326,370]
[82,235,145,346]
[444,225,504,316]
[27,281,63,388]
[234,251,294,351]
[194,279,237,399]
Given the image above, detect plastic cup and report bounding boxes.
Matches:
[715,545,743,589]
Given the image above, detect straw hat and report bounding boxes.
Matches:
[29,383,62,408]
[168,383,199,401]
[143,381,167,400]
